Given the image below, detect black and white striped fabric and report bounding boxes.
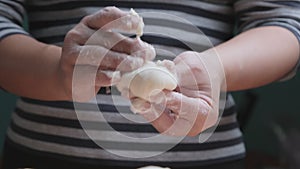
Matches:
[1,0,300,168]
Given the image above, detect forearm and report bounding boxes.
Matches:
[0,34,68,100]
[212,26,300,91]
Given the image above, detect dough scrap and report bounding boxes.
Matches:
[129,8,144,37]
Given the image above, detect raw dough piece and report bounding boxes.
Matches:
[116,61,177,101]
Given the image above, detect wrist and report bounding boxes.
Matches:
[43,44,71,100]
[198,50,227,92]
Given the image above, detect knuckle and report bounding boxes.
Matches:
[62,46,79,65]
[66,29,82,42]
[96,73,109,85]
[126,38,136,50]
[68,29,81,37]
[103,6,119,13]
[100,6,119,18]
[189,64,201,75]
[81,15,92,23]
[175,51,198,63]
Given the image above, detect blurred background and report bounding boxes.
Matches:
[236,74,300,169]
[0,74,299,169]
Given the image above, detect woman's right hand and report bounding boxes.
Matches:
[58,7,155,101]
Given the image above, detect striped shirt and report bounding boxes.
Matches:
[1,0,300,168]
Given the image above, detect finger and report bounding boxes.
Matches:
[77,45,144,71]
[133,95,193,136]
[64,22,96,46]
[165,91,207,130]
[131,95,169,120]
[131,96,178,135]
[86,30,155,61]
[175,87,212,106]
[148,109,176,134]
[96,70,121,87]
[164,91,210,116]
[83,7,143,34]
[140,106,195,137]
[164,91,217,136]
[72,69,120,100]
[161,114,193,136]
[173,53,209,90]
[139,90,214,136]
[131,37,156,61]
[130,93,167,115]
[73,65,121,91]
[130,97,151,114]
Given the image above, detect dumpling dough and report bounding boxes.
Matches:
[116,60,177,101]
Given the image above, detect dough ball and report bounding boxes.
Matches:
[116,61,177,101]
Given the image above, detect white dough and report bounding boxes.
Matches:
[130,8,144,37]
[116,9,177,113]
[116,61,177,101]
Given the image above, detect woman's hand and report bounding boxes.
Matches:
[130,51,226,136]
[59,7,155,101]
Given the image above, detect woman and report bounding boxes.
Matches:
[0,0,299,168]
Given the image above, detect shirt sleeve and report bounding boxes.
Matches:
[234,0,300,80]
[0,0,29,40]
